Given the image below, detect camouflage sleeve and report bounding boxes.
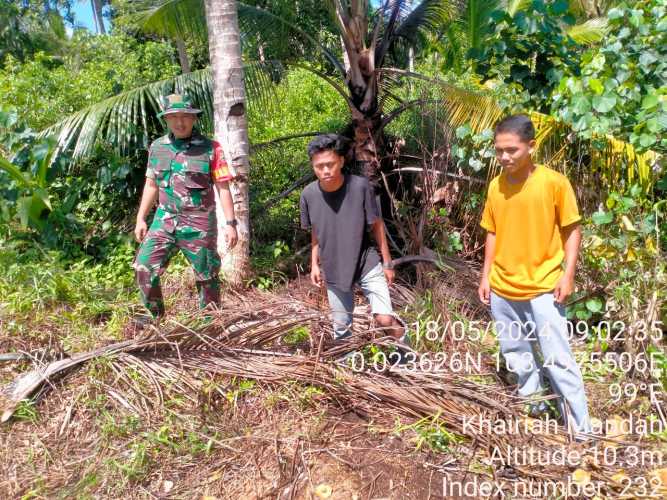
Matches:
[146,143,156,180]
[211,140,233,183]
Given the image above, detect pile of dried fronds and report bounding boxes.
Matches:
[1,283,664,496]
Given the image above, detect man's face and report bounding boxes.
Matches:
[311,149,344,185]
[494,132,535,175]
[165,113,197,139]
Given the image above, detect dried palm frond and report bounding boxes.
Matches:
[1,287,660,495]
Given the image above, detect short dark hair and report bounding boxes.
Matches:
[494,114,535,142]
[307,133,350,159]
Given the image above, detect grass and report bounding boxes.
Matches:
[0,237,202,355]
[394,412,462,454]
[282,325,310,345]
[0,240,136,351]
[1,236,664,497]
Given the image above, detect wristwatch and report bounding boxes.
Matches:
[226,219,238,227]
[382,261,394,270]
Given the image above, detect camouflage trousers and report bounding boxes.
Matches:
[133,209,221,317]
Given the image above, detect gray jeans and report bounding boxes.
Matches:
[490,291,591,433]
[326,263,393,340]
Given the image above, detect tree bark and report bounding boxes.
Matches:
[204,0,251,283]
[91,0,106,34]
[175,37,191,73]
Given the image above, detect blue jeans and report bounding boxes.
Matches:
[326,263,394,340]
[490,291,591,433]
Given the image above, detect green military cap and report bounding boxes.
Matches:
[158,93,202,117]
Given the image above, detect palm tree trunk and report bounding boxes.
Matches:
[91,0,106,35]
[204,0,251,283]
[175,37,191,73]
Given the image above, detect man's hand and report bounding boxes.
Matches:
[310,264,322,287]
[478,276,491,305]
[554,273,575,304]
[134,219,148,243]
[383,268,395,286]
[224,225,238,249]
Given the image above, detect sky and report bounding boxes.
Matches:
[69,1,109,33]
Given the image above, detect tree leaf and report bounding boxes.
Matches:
[639,133,656,148]
[33,187,52,211]
[585,298,603,313]
[607,8,624,20]
[638,51,657,68]
[571,95,591,114]
[575,309,592,320]
[641,94,659,110]
[16,196,31,228]
[592,210,613,225]
[592,94,616,113]
[588,79,604,95]
[0,156,32,188]
[551,0,569,15]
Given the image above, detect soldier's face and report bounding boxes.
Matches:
[311,150,344,187]
[165,113,197,139]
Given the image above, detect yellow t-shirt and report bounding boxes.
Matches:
[480,165,581,300]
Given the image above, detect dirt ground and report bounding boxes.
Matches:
[1,277,665,499]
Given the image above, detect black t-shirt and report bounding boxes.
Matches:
[300,174,381,292]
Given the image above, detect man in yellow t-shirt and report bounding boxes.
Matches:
[478,114,591,435]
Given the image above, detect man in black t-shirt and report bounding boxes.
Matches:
[300,134,404,340]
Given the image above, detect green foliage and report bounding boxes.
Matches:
[247,240,290,290]
[395,412,461,453]
[248,68,347,248]
[0,31,179,129]
[12,400,40,423]
[0,238,135,315]
[240,0,340,68]
[472,0,581,111]
[451,124,495,172]
[575,184,666,333]
[0,109,60,230]
[0,1,70,63]
[430,0,500,73]
[552,0,667,153]
[0,109,142,255]
[108,441,152,482]
[283,325,310,345]
[0,232,136,353]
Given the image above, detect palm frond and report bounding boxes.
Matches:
[289,63,353,107]
[376,0,454,67]
[531,112,657,186]
[566,17,608,45]
[437,25,466,73]
[131,0,345,77]
[251,132,324,153]
[43,62,284,159]
[237,3,346,78]
[503,0,530,17]
[393,0,455,42]
[463,0,500,51]
[381,69,658,185]
[381,68,505,133]
[131,0,207,41]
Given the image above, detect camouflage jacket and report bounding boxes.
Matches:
[146,131,232,214]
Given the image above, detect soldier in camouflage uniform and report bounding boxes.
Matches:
[133,94,238,318]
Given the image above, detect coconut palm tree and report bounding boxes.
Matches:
[203,0,251,280]
[133,0,467,181]
[91,0,106,34]
[44,0,501,276]
[42,0,644,276]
